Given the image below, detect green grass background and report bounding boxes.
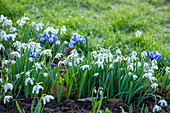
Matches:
[0,0,170,65]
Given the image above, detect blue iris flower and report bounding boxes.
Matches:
[148,51,162,61]
[40,37,46,44]
[69,33,86,48]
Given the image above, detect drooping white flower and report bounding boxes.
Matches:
[68,62,72,66]
[141,51,147,58]
[95,59,103,69]
[143,73,152,79]
[17,17,29,26]
[94,73,99,77]
[8,33,17,41]
[11,51,21,58]
[149,76,157,83]
[144,62,149,68]
[137,62,142,68]
[64,41,68,45]
[25,78,34,86]
[131,51,137,56]
[4,96,12,104]
[60,26,66,35]
[5,68,9,73]
[26,71,30,76]
[135,30,142,37]
[35,22,44,31]
[4,83,13,92]
[116,49,121,55]
[16,74,20,79]
[0,78,3,83]
[0,44,5,50]
[32,84,44,94]
[43,73,48,77]
[55,53,63,59]
[11,60,16,64]
[3,19,13,26]
[94,89,97,94]
[153,105,161,113]
[165,66,170,73]
[158,100,167,106]
[33,62,42,71]
[127,64,134,71]
[80,65,90,71]
[99,90,103,95]
[151,83,158,89]
[29,57,34,62]
[10,27,17,32]
[133,75,138,80]
[2,60,9,66]
[0,15,7,23]
[30,22,36,27]
[42,95,54,104]
[41,49,52,57]
[55,40,60,45]
[74,58,83,65]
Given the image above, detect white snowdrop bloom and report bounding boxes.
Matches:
[4,83,13,92]
[68,62,72,66]
[128,72,133,76]
[135,30,142,37]
[153,105,161,113]
[8,33,17,41]
[0,78,3,83]
[60,26,66,35]
[74,58,83,65]
[11,51,21,58]
[30,22,36,27]
[133,75,138,80]
[4,96,12,104]
[151,83,158,89]
[152,65,158,70]
[109,63,113,69]
[32,84,44,94]
[43,95,54,104]
[95,59,103,69]
[64,41,68,45]
[17,17,29,26]
[29,57,34,62]
[116,49,121,55]
[132,51,137,56]
[149,76,157,83]
[144,62,149,68]
[0,30,8,41]
[91,51,98,56]
[141,51,147,58]
[3,19,13,26]
[94,73,99,77]
[94,89,97,94]
[41,49,52,57]
[148,68,154,73]
[12,41,21,48]
[11,60,16,64]
[43,27,58,35]
[25,78,34,86]
[143,73,152,79]
[99,90,103,95]
[165,66,170,73]
[55,40,60,45]
[33,62,42,71]
[127,64,134,71]
[26,71,30,76]
[16,74,20,79]
[131,55,136,61]
[55,53,63,59]
[158,100,167,106]
[137,62,142,68]
[126,56,131,64]
[43,73,48,77]
[0,44,5,50]
[35,22,44,31]
[5,68,9,72]
[0,15,7,23]
[10,27,17,32]
[80,65,90,71]
[2,60,9,66]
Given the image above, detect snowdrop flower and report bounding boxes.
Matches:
[32,84,44,94]
[3,19,13,26]
[4,83,13,92]
[165,66,170,73]
[141,51,147,58]
[10,27,17,32]
[33,62,42,71]
[26,71,30,76]
[0,15,7,23]
[137,62,141,68]
[74,58,83,65]
[30,22,36,27]
[126,56,131,64]
[94,73,99,77]
[0,30,8,41]
[133,75,138,80]
[64,41,68,45]
[43,73,48,77]
[35,22,44,31]
[5,68,9,72]
[60,26,66,35]
[11,60,16,64]
[135,30,142,37]
[2,60,9,66]
[68,62,72,66]
[17,17,29,26]
[99,90,103,95]
[11,52,21,58]
[41,49,52,57]
[144,62,149,68]
[16,74,20,79]
[158,100,167,106]
[149,76,157,83]
[116,49,121,55]
[151,83,158,89]
[55,53,63,59]
[143,73,152,79]
[55,40,60,45]
[147,68,154,73]
[127,64,134,71]
[43,95,54,104]
[153,105,161,113]
[80,65,90,71]
[132,51,137,56]
[131,55,137,61]
[95,59,103,69]
[91,51,98,56]
[0,44,5,50]
[4,96,12,104]
[25,78,34,86]
[8,33,17,41]
[29,57,34,62]
[0,78,3,83]
[94,89,97,94]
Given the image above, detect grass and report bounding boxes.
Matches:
[0,0,170,65]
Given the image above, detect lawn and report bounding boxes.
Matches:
[0,0,169,112]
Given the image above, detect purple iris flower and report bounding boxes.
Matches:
[48,37,54,45]
[69,41,75,48]
[40,37,46,44]
[69,33,86,48]
[148,51,162,61]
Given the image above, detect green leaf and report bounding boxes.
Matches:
[129,104,133,113]
[16,101,23,113]
[78,70,87,98]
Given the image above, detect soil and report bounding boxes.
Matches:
[0,86,169,113]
